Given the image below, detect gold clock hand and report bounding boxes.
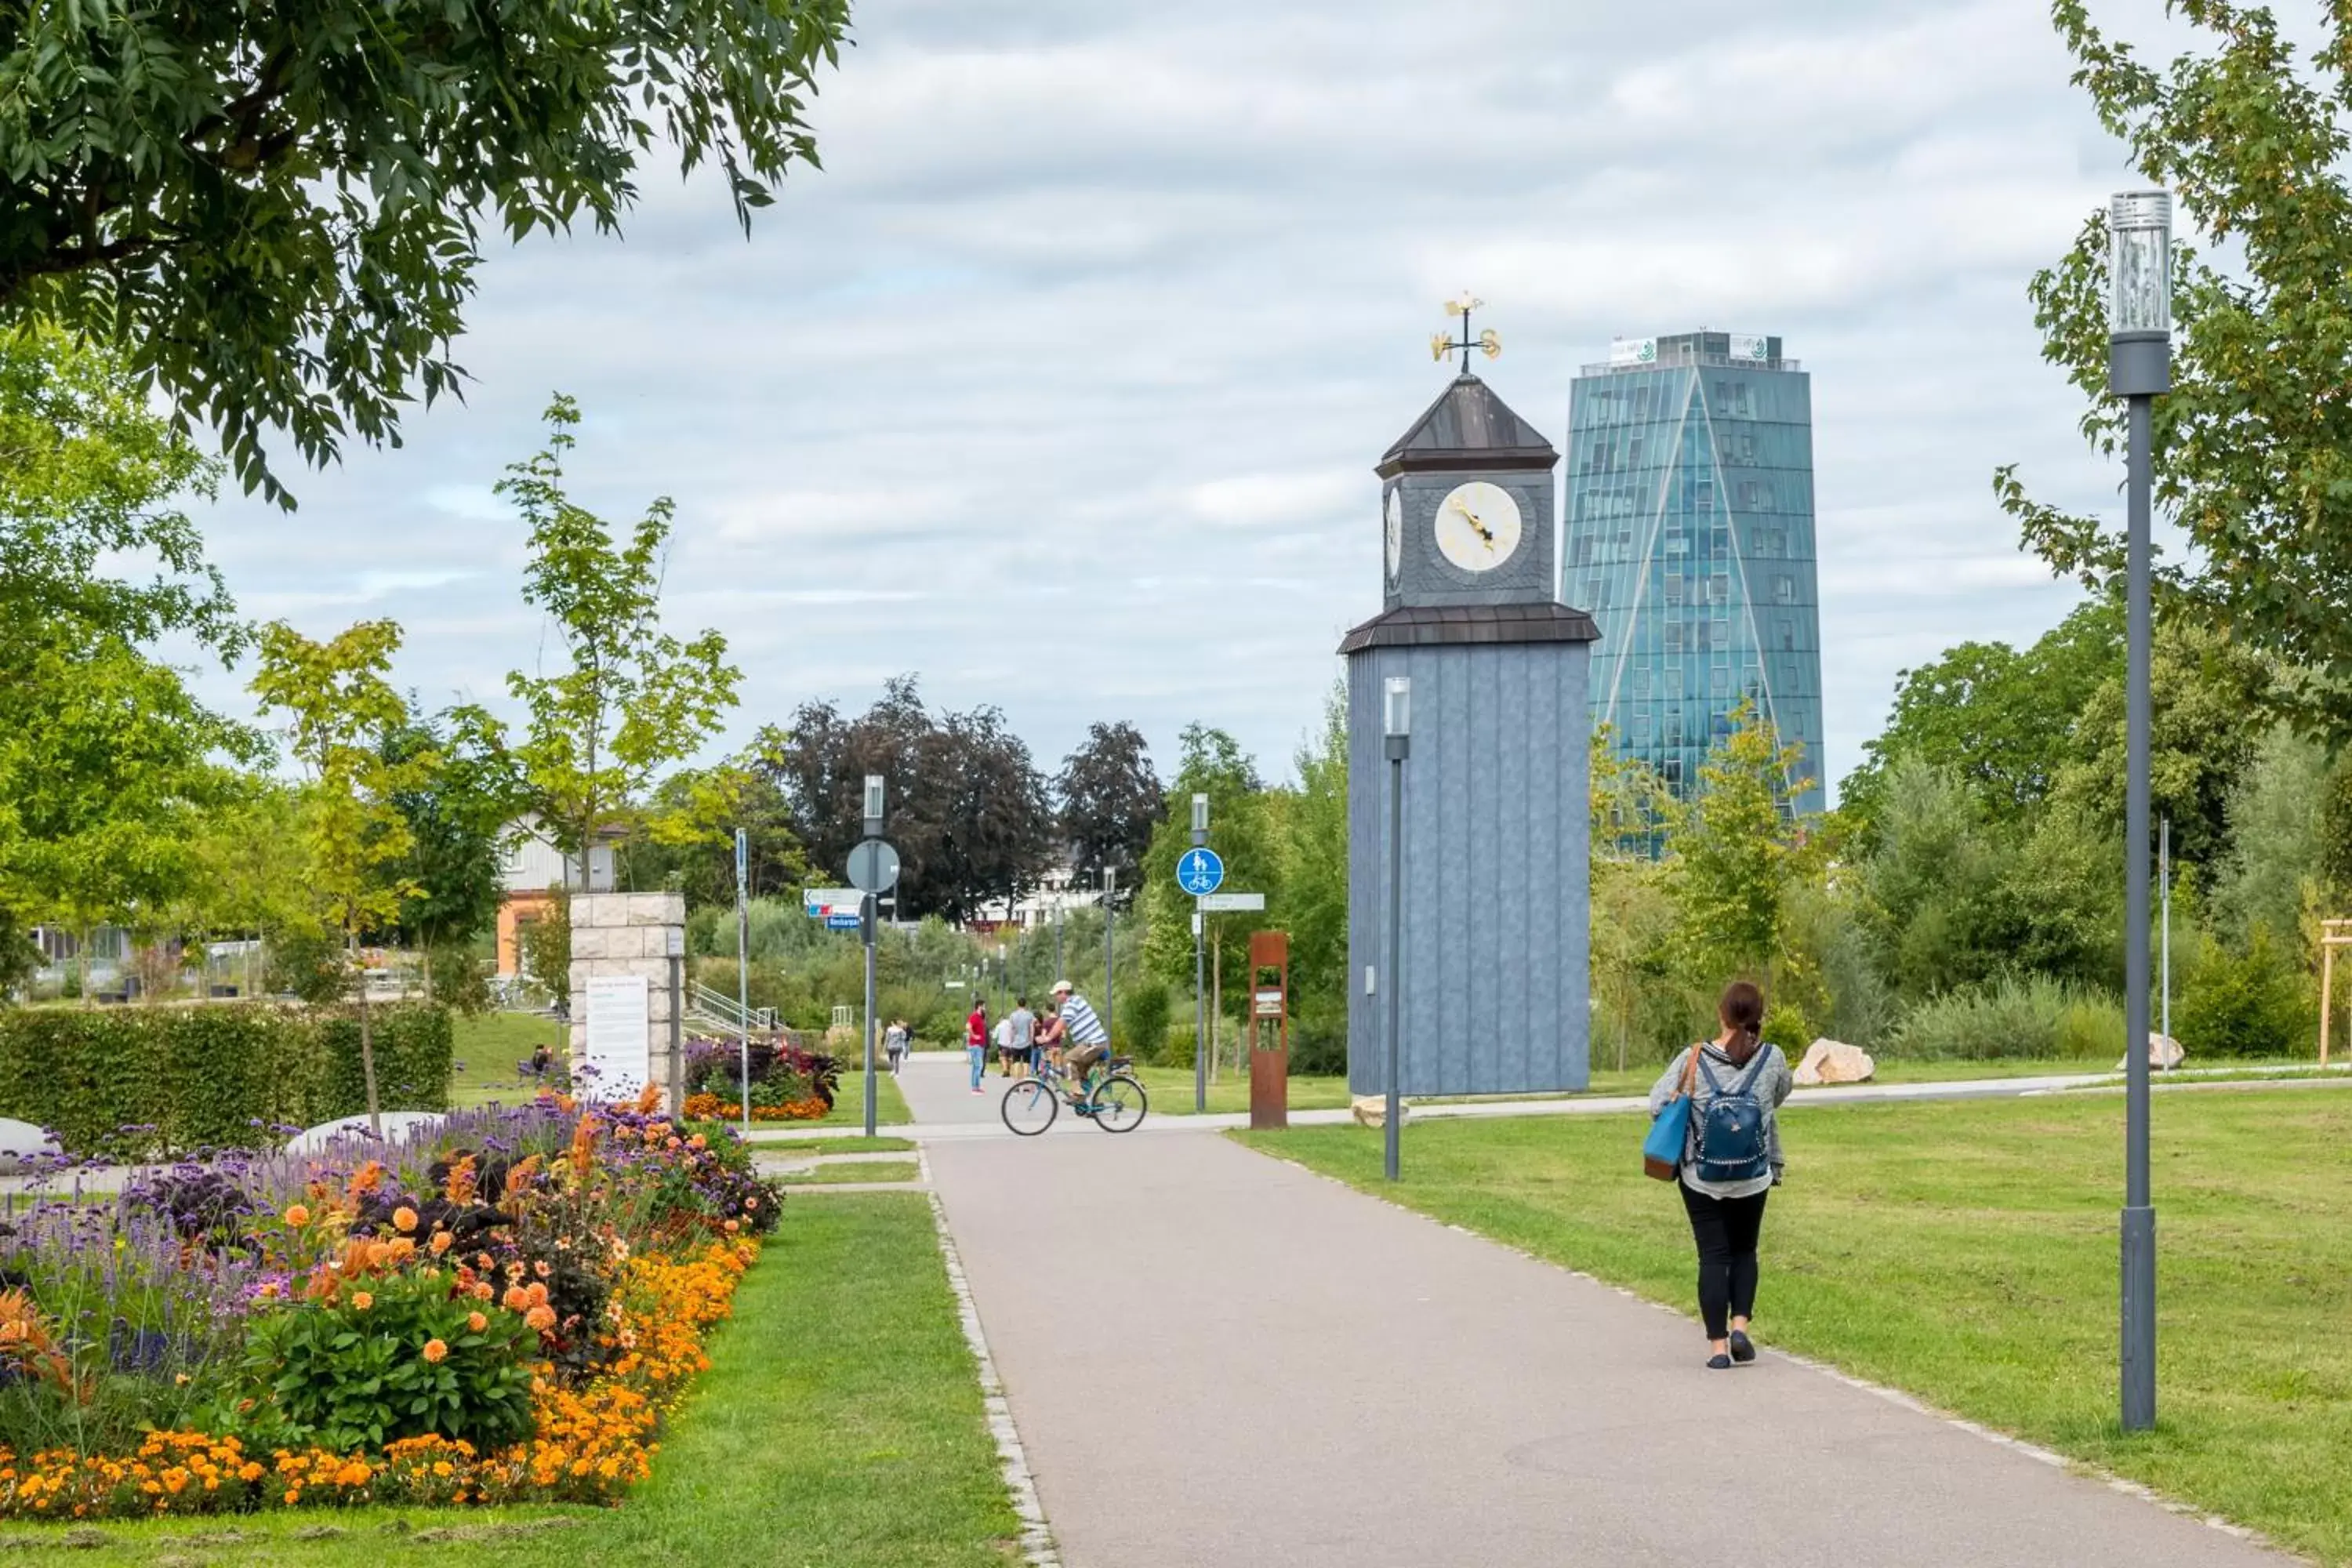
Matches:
[1450,498,1497,545]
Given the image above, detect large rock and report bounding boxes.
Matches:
[1793,1038,1876,1086]
[1350,1094,1409,1129]
[0,1117,60,1163]
[2117,1033,2185,1073]
[285,1110,448,1156]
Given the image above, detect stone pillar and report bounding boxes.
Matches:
[568,891,686,1104]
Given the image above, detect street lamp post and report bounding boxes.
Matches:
[1103,866,1116,1051]
[1382,676,1410,1182]
[862,775,887,1139]
[1192,793,1209,1114]
[2110,187,2171,1434]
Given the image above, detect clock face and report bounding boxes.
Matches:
[1434,481,1523,572]
[1384,488,1403,582]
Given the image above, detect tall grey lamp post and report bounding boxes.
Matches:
[1103,866,1116,1051]
[735,827,750,1131]
[2110,187,2170,1433]
[862,775,886,1139]
[1382,676,1410,1182]
[1192,793,1209,1113]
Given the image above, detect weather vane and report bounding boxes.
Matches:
[1430,293,1501,373]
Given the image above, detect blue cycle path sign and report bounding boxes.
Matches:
[1176,848,1225,898]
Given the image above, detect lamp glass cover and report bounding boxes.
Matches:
[2109,191,2171,336]
[1383,676,1411,739]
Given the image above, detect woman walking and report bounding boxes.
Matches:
[1647,980,1792,1370]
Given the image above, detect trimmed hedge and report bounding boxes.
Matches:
[0,1004,453,1158]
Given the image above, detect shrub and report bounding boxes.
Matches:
[0,1004,455,1157]
[1883,975,2124,1061]
[1117,982,1171,1060]
[1759,1000,1816,1054]
[2174,927,2310,1058]
[234,1269,539,1453]
[1287,1001,1347,1076]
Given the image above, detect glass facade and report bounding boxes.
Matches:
[1559,332,1825,816]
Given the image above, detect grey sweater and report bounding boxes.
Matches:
[1646,1041,1794,1199]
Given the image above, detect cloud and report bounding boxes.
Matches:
[185,0,2136,797]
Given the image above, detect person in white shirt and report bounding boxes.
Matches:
[1051,980,1109,1102]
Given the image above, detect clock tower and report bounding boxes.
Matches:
[1342,301,1600,1097]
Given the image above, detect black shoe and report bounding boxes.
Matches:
[1729,1330,1755,1364]
[1706,1353,1732,1370]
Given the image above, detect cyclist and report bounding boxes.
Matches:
[1051,980,1109,1105]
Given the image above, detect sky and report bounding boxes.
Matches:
[189,0,2152,798]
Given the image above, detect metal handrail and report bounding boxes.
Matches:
[686,980,777,1035]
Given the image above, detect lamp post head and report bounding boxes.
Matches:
[2107,190,2172,397]
[2108,191,2171,339]
[1383,676,1411,739]
[862,774,887,839]
[1191,793,1209,841]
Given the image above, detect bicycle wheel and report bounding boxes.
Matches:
[1001,1079,1059,1137]
[1088,1074,1148,1133]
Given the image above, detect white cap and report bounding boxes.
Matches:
[1051,980,1073,994]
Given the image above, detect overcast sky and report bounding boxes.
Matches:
[190,0,2149,799]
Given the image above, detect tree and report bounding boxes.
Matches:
[1858,758,2024,1004]
[0,630,248,999]
[1664,701,1816,978]
[380,702,517,1000]
[626,750,810,908]
[252,619,430,1133]
[1277,692,1350,1043]
[1056,723,1164,889]
[0,1,851,504]
[764,677,1052,922]
[499,395,741,890]
[1138,724,1278,1010]
[1999,0,2352,739]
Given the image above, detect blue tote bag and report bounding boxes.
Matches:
[1642,1047,1701,1181]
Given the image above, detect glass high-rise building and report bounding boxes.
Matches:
[1560,331,1824,816]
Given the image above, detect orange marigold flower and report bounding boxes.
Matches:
[503,1287,531,1312]
[429,1230,453,1256]
[526,1283,549,1307]
[467,1312,488,1333]
[391,1207,419,1234]
[283,1204,310,1227]
[422,1339,448,1363]
[350,1291,374,1311]
[473,1282,495,1301]
[524,1305,557,1332]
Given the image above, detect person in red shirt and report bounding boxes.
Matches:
[965,1000,989,1094]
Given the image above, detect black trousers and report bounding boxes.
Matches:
[1679,1182,1769,1340]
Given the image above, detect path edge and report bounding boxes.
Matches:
[1232,1138,2295,1563]
[924,1148,1060,1566]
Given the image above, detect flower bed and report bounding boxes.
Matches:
[0,1090,783,1523]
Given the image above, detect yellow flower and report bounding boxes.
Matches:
[422,1339,448,1364]
[350,1291,374,1312]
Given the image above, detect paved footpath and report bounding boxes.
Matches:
[901,1054,2288,1567]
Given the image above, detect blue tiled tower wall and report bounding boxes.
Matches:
[1559,365,1826,815]
[1344,641,1593,1096]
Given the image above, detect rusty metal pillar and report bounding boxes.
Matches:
[1247,931,1290,1131]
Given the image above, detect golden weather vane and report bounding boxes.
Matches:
[1430,293,1501,372]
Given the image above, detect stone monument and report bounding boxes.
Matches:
[1341,301,1600,1096]
[568,891,686,1105]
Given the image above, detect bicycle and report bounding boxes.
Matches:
[1000,1052,1149,1136]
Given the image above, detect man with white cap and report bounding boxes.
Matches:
[1051,979,1109,1102]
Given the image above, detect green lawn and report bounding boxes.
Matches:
[1238,1086,2352,1563]
[448,1011,567,1108]
[750,1135,918,1154]
[777,1160,920,1186]
[1,1193,1017,1567]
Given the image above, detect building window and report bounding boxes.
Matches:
[1773,575,1795,604]
[1695,481,1714,514]
[1573,537,1592,566]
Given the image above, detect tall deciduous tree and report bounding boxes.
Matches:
[1139,724,1277,1004]
[380,702,517,1001]
[1055,722,1164,889]
[499,395,741,891]
[0,2,850,504]
[252,619,430,1132]
[2001,0,2352,737]
[1665,701,1816,981]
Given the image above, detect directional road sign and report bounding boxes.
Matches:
[1200,891,1264,913]
[1176,848,1225,897]
[804,887,862,917]
[847,838,901,894]
[825,913,862,931]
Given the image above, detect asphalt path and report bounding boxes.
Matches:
[901,1052,2289,1566]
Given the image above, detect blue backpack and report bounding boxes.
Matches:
[1690,1048,1774,1184]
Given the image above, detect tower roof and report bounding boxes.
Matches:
[1377,373,1556,478]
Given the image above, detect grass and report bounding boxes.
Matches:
[448,1011,567,1109]
[1237,1087,2352,1563]
[748,1135,918,1154]
[775,1160,920,1186]
[1,1193,1018,1567]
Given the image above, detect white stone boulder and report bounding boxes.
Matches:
[1793,1039,1876,1086]
[0,1117,60,1162]
[285,1110,448,1156]
[2117,1033,2185,1073]
[1351,1094,1408,1129]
